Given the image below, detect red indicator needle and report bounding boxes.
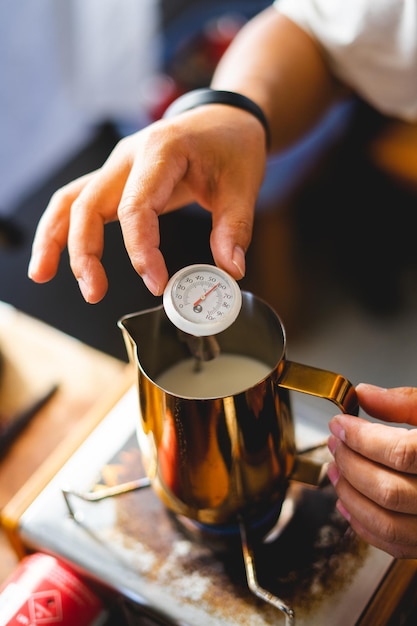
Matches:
[193,282,220,307]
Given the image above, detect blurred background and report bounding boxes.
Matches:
[2,0,417,392]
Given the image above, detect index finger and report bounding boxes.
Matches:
[29,172,96,284]
[66,159,138,302]
[329,414,417,474]
[356,383,417,426]
[115,133,191,295]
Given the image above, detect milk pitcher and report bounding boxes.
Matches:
[118,291,358,530]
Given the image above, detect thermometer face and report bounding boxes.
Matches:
[163,264,242,336]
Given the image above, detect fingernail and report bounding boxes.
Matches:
[77,277,92,303]
[329,418,346,442]
[27,255,38,279]
[327,461,340,486]
[356,382,387,392]
[232,246,245,278]
[336,500,351,522]
[327,434,338,455]
[142,274,161,297]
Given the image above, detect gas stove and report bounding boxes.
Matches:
[4,384,416,625]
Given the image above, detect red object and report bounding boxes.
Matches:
[0,553,107,625]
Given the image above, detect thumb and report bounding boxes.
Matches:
[356,383,417,426]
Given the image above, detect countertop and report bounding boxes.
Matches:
[0,301,128,584]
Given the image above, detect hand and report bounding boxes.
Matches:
[327,383,417,558]
[28,106,267,303]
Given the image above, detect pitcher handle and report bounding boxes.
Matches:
[278,361,359,415]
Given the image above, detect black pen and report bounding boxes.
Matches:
[0,383,59,458]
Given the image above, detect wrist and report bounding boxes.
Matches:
[162,88,271,150]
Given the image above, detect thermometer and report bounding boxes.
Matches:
[163,264,242,336]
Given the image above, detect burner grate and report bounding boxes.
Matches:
[59,437,362,626]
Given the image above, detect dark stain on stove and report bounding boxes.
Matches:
[98,438,369,623]
[256,486,368,613]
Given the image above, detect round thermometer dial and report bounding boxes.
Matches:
[163,264,242,336]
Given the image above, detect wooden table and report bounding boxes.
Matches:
[0,301,128,584]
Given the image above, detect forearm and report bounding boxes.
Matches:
[211,7,348,153]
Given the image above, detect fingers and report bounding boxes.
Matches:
[208,121,266,278]
[67,198,109,303]
[210,207,252,281]
[328,423,417,511]
[28,164,127,302]
[28,172,95,284]
[114,128,191,295]
[328,455,417,559]
[329,413,417,472]
[356,383,417,426]
[67,134,176,301]
[28,107,266,302]
[83,111,264,296]
[327,409,417,558]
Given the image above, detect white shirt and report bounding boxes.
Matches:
[275,0,417,121]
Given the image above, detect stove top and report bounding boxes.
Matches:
[6,385,408,625]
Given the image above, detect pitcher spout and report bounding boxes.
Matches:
[118,303,192,380]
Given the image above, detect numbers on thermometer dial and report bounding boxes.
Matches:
[163,264,242,336]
